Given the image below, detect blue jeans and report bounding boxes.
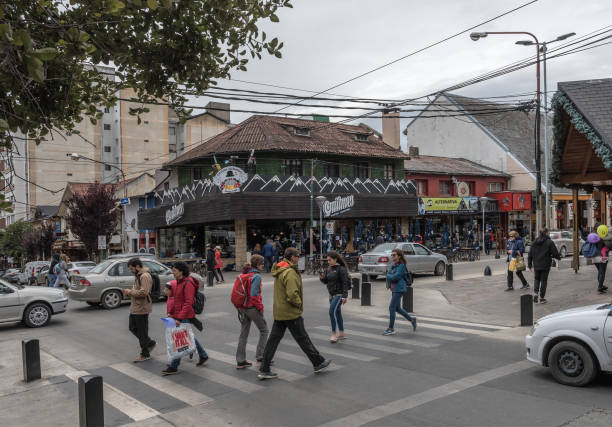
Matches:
[169,319,208,369]
[48,273,57,287]
[329,295,344,332]
[389,292,412,329]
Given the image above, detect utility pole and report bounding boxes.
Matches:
[309,159,314,261]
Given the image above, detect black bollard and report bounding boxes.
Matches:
[520,294,533,326]
[484,266,492,276]
[351,277,360,299]
[495,254,500,259]
[361,273,369,284]
[361,281,371,306]
[445,263,453,281]
[402,287,413,312]
[22,339,41,383]
[79,375,104,427]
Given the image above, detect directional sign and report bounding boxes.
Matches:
[120,198,130,205]
[97,235,107,250]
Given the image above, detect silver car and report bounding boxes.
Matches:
[34,261,98,286]
[67,258,203,309]
[548,230,584,258]
[358,242,448,277]
[0,280,68,327]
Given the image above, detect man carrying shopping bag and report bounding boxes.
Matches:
[163,261,208,376]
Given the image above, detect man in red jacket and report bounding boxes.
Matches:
[163,261,208,376]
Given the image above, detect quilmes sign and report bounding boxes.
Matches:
[321,195,355,217]
[165,202,184,226]
[213,166,248,193]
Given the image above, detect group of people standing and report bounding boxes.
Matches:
[48,253,70,289]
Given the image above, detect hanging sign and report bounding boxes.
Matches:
[457,182,470,197]
[213,166,248,193]
[165,202,184,226]
[326,221,335,234]
[321,195,355,217]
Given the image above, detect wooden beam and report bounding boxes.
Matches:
[561,172,612,184]
[603,192,608,225]
[581,149,593,177]
[572,188,579,273]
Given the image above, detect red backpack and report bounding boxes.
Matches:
[231,272,254,309]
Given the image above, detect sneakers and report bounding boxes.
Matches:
[162,367,178,376]
[504,287,514,292]
[147,341,156,353]
[314,359,332,373]
[257,371,278,380]
[533,295,538,303]
[539,298,547,304]
[134,354,151,363]
[382,328,396,336]
[196,356,209,367]
[520,284,530,290]
[329,333,338,343]
[598,287,607,294]
[256,359,274,365]
[410,318,417,332]
[236,361,253,369]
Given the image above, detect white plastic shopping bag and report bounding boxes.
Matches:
[162,317,196,361]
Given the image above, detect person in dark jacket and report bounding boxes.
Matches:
[205,244,216,287]
[383,249,417,335]
[528,228,560,304]
[262,239,275,272]
[319,250,350,343]
[163,261,208,375]
[506,230,529,291]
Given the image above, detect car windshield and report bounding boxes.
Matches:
[89,260,114,274]
[372,243,397,252]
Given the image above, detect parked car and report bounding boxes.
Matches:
[67,257,204,309]
[2,268,22,284]
[22,261,51,285]
[108,253,157,260]
[0,279,68,327]
[358,242,448,277]
[526,302,612,386]
[525,230,585,258]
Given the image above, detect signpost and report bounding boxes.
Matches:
[120,198,130,205]
[98,235,106,262]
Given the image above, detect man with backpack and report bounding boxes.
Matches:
[232,254,269,369]
[125,258,156,363]
[258,247,331,380]
[163,261,208,375]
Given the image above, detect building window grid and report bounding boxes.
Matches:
[439,181,452,195]
[283,159,304,176]
[487,182,504,192]
[103,124,111,130]
[416,180,428,196]
[384,164,395,180]
[354,162,370,180]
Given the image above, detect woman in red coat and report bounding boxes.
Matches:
[214,246,224,284]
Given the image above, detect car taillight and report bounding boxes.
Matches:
[79,279,91,286]
[73,270,79,274]
[9,273,15,276]
[378,256,390,263]
[359,255,363,262]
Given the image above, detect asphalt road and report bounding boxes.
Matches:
[2,269,612,426]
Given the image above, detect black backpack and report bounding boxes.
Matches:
[183,277,206,315]
[150,273,161,301]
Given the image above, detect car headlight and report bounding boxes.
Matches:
[529,322,540,336]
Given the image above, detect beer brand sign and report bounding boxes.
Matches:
[322,195,355,217]
[213,166,248,193]
[165,202,184,225]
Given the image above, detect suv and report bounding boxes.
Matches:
[358,242,448,277]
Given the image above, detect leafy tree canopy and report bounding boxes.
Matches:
[0,220,33,258]
[0,0,291,147]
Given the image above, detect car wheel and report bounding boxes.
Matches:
[23,303,52,328]
[548,340,597,387]
[560,246,567,258]
[101,290,123,310]
[434,261,446,276]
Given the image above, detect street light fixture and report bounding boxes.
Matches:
[470,32,488,41]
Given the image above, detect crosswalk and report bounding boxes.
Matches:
[45,313,509,426]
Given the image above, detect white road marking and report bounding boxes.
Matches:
[413,315,511,330]
[65,370,160,422]
[348,320,464,342]
[309,332,412,355]
[283,340,378,362]
[314,326,438,348]
[226,342,344,369]
[205,348,307,381]
[356,315,494,336]
[111,362,214,406]
[203,312,231,319]
[153,356,263,393]
[319,360,533,427]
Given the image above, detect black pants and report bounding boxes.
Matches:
[129,314,154,357]
[533,269,550,298]
[207,270,215,287]
[507,269,528,288]
[596,263,608,288]
[260,317,325,372]
[214,268,224,282]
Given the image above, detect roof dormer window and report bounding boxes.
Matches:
[294,127,311,137]
[355,134,369,142]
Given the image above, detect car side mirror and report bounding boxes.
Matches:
[1,287,14,294]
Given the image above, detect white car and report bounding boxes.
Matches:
[0,280,68,327]
[526,302,612,386]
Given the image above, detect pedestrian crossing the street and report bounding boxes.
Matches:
[43,314,509,426]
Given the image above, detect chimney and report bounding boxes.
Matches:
[382,111,400,150]
[408,146,419,158]
[205,102,230,123]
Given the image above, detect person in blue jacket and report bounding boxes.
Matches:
[506,230,530,291]
[383,249,417,335]
[262,239,275,273]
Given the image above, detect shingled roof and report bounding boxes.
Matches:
[405,155,508,177]
[168,115,408,165]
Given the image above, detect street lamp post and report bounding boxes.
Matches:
[68,153,127,253]
[515,32,575,229]
[479,197,489,252]
[315,196,327,261]
[470,31,543,236]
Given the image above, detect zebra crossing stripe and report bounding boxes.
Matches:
[226,342,344,370]
[65,370,160,422]
[355,315,496,336]
[283,340,378,362]
[314,327,438,348]
[308,332,412,355]
[110,363,214,406]
[407,315,510,330]
[347,320,464,342]
[204,349,307,382]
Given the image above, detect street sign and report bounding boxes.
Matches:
[97,235,107,250]
[326,221,335,234]
[120,198,130,205]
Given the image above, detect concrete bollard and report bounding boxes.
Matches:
[79,375,104,427]
[351,277,360,299]
[484,266,492,276]
[402,287,413,312]
[361,281,371,306]
[445,263,453,281]
[520,294,533,326]
[22,339,41,383]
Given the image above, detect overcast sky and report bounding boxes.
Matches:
[191,0,612,151]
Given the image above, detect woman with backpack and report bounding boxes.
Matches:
[383,249,417,336]
[584,230,609,294]
[505,230,530,291]
[233,254,269,369]
[319,250,350,343]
